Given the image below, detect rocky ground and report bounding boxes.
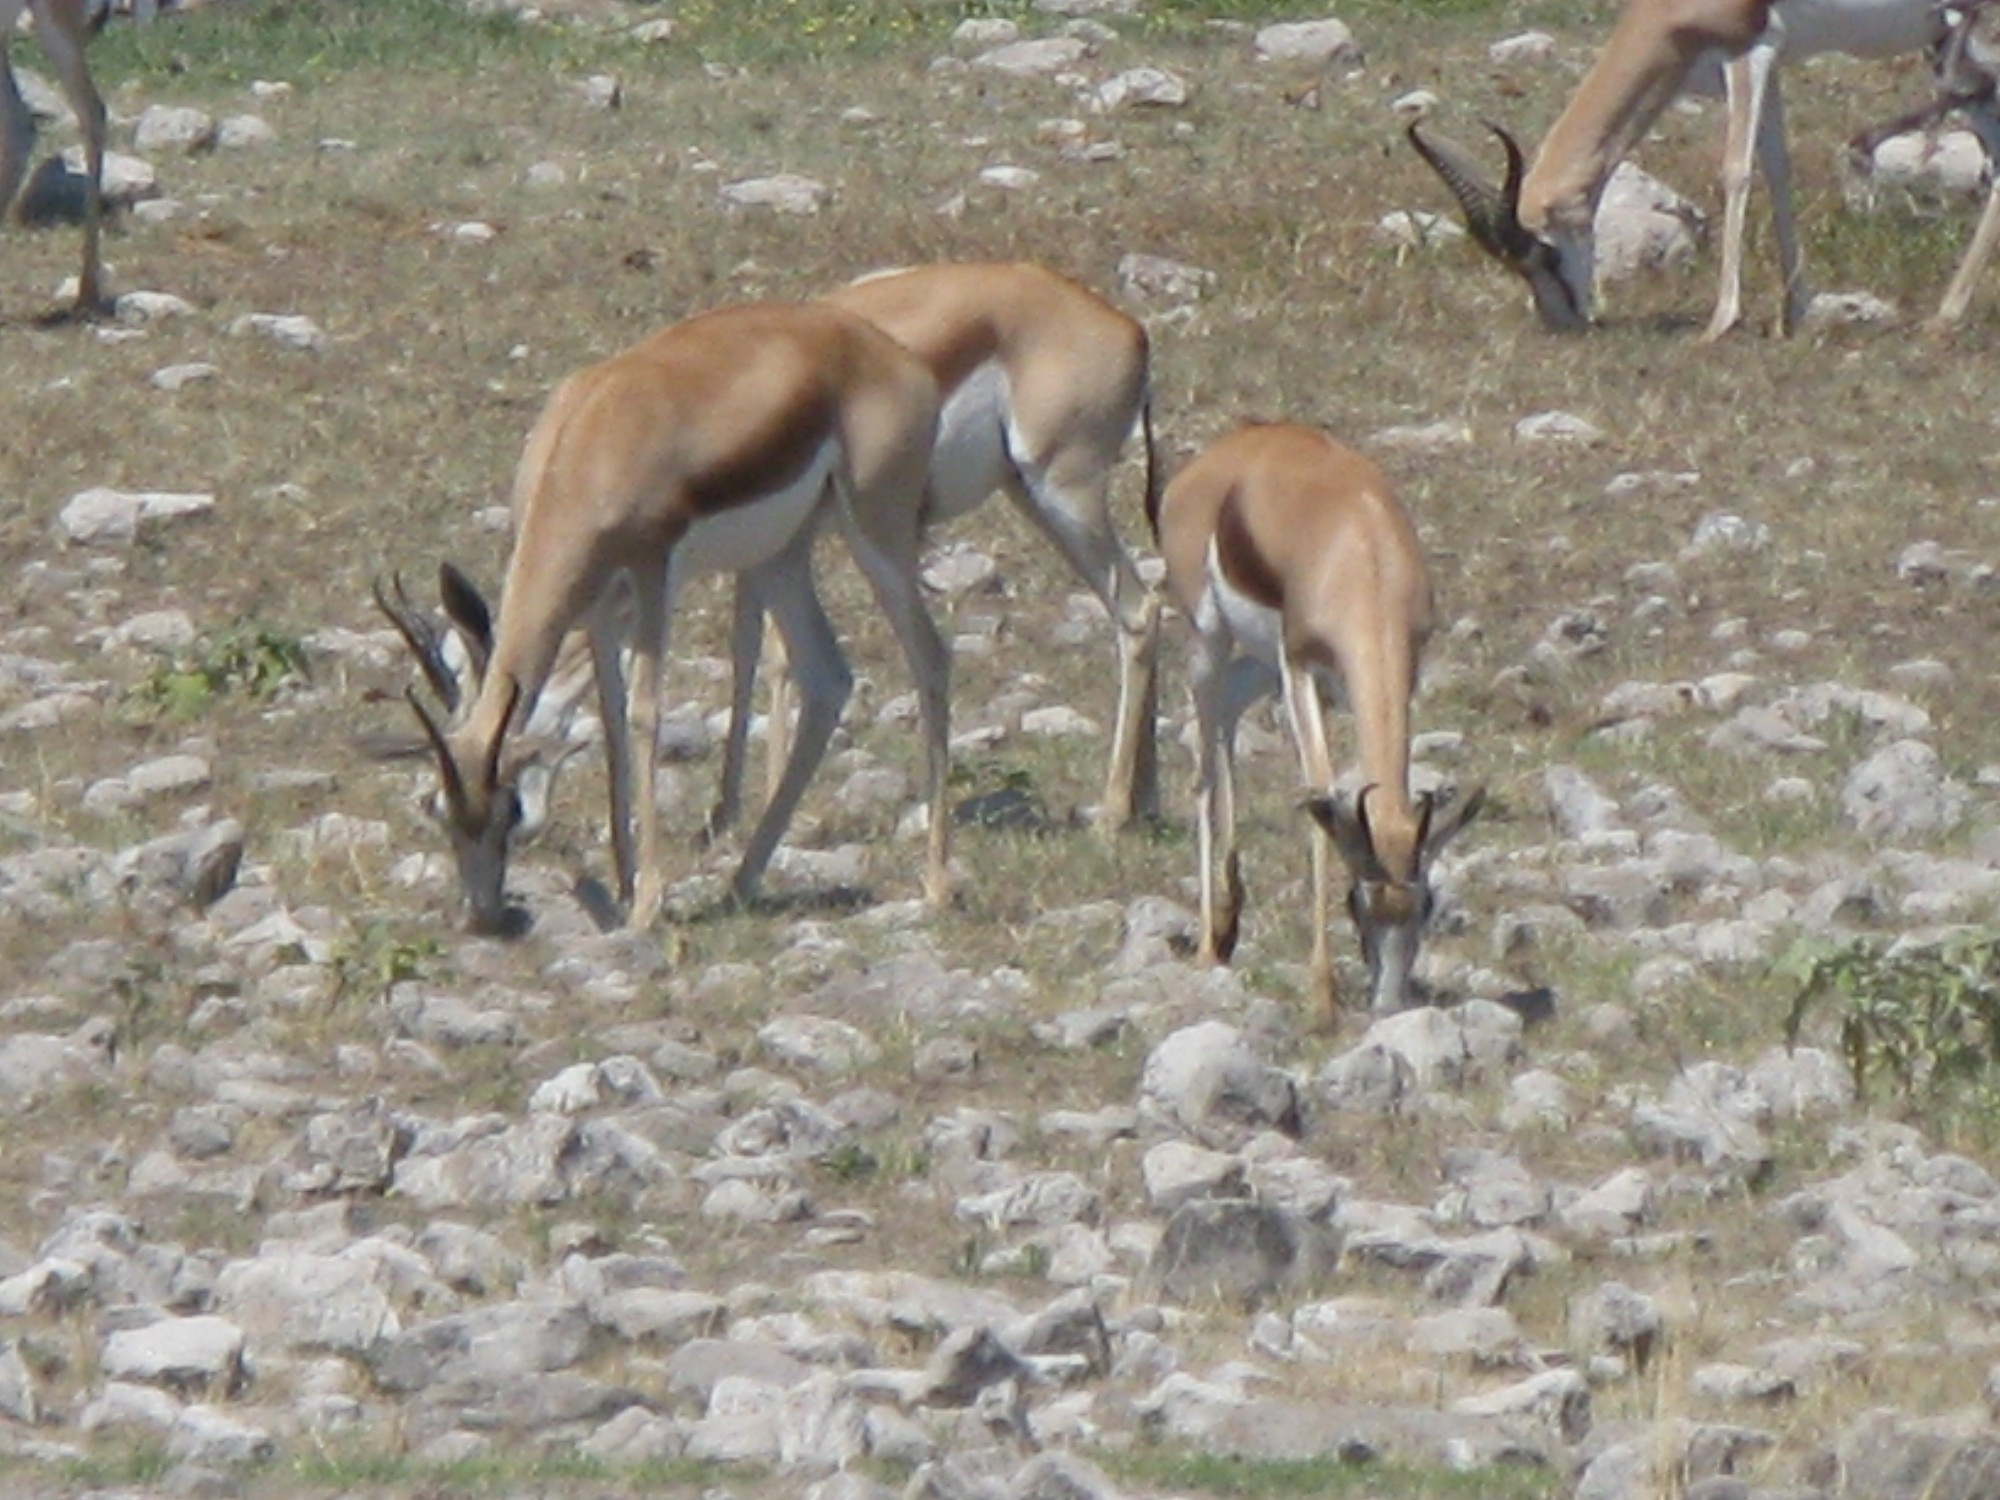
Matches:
[7,3,2000,1500]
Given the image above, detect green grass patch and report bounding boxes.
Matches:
[128,620,309,720]
[1784,931,2000,1148]
[86,0,585,89]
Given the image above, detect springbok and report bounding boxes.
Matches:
[1849,0,2000,327]
[1151,422,1482,1023]
[708,262,1162,844]
[377,299,947,935]
[1409,0,2000,338]
[3,0,108,314]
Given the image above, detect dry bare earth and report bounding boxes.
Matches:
[5,1,2000,1497]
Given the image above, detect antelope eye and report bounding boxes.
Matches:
[502,788,526,834]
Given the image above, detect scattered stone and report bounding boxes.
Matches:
[1513,410,1604,444]
[1116,252,1216,302]
[970,37,1091,77]
[1595,161,1705,280]
[719,174,830,214]
[1842,739,1967,840]
[229,312,329,351]
[1092,67,1187,110]
[134,104,215,153]
[1252,20,1357,65]
[58,487,215,545]
[1489,31,1555,63]
[1149,1199,1337,1307]
[1138,1022,1301,1147]
[100,1316,246,1396]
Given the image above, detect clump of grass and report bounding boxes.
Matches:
[1783,931,2000,1136]
[129,621,309,720]
[86,0,580,89]
[329,921,444,1006]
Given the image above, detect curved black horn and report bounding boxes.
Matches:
[405,684,469,818]
[1352,784,1391,880]
[1407,121,1540,266]
[1487,122,1541,250]
[481,677,522,798]
[373,572,460,710]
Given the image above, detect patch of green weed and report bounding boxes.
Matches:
[1784,931,2000,1136]
[130,621,309,720]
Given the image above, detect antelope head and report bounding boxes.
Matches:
[372,565,561,934]
[1307,783,1485,1013]
[1407,122,1592,331]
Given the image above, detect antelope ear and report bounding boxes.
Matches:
[512,740,583,843]
[1305,793,1380,876]
[439,562,495,677]
[515,763,555,843]
[1425,784,1486,853]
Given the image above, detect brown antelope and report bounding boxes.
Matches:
[1410,0,2000,339]
[709,262,1162,842]
[3,0,108,313]
[377,299,947,935]
[1151,423,1482,1023]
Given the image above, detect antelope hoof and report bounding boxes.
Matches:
[629,879,663,931]
[1310,963,1341,1033]
[699,805,737,849]
[1698,313,1742,345]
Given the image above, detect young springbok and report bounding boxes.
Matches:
[709,262,1162,843]
[378,299,946,935]
[1849,0,2000,328]
[1152,423,1482,1023]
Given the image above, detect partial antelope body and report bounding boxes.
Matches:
[1151,423,1482,1022]
[711,261,1163,843]
[1849,0,2000,327]
[1410,0,1991,338]
[379,299,946,935]
[2,0,109,314]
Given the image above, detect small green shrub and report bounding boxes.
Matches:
[132,623,309,719]
[330,923,443,1005]
[1783,932,2000,1118]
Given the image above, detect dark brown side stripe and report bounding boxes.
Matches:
[1213,488,1284,611]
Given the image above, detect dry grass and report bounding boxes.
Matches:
[4,0,2000,1494]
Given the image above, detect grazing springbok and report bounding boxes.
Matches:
[377,299,947,935]
[1849,0,2000,327]
[1409,0,2000,338]
[3,0,108,314]
[708,262,1162,843]
[1152,423,1482,1024]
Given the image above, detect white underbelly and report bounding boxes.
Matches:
[925,361,1011,522]
[1205,548,1286,669]
[1769,0,1937,60]
[1202,545,1347,704]
[669,444,834,585]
